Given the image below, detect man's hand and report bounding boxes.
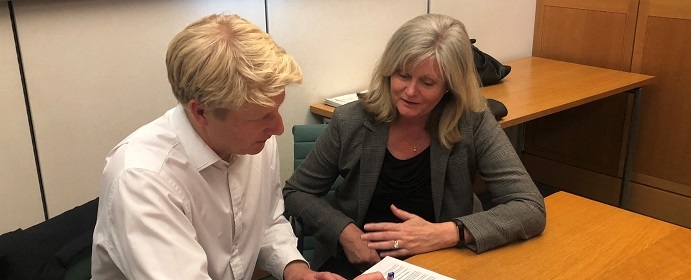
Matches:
[283,261,345,280]
[354,272,385,280]
[339,223,381,271]
[283,260,384,280]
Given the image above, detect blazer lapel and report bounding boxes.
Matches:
[357,119,389,225]
[430,140,450,221]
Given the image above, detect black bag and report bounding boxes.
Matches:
[469,39,510,120]
[471,39,511,86]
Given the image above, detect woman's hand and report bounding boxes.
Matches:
[361,204,459,258]
[339,223,381,271]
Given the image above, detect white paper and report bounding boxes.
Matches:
[323,91,364,107]
[363,256,455,280]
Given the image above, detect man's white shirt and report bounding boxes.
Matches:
[92,105,304,280]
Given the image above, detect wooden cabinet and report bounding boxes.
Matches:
[526,0,691,228]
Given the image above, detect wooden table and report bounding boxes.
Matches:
[310,57,654,207]
[310,57,652,128]
[405,192,691,279]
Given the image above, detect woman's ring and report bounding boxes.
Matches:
[393,240,399,249]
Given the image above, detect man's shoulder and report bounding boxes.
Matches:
[107,117,183,174]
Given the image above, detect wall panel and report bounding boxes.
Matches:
[0,1,44,232]
[626,0,691,225]
[525,0,640,203]
[13,0,265,217]
[268,0,427,179]
[431,0,537,62]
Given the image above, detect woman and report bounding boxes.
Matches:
[283,14,546,279]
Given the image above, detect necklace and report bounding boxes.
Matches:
[406,136,425,152]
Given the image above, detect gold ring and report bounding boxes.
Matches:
[393,240,399,249]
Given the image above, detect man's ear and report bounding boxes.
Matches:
[186,99,208,126]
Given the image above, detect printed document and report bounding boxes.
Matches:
[363,256,455,280]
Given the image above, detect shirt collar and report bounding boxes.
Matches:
[170,104,224,171]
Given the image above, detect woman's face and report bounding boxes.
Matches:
[390,57,448,121]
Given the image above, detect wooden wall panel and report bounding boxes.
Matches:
[536,6,630,70]
[533,0,639,70]
[523,153,621,205]
[525,0,640,194]
[628,0,691,214]
[628,182,691,228]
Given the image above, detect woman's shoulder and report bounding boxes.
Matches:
[458,107,489,127]
[332,101,370,122]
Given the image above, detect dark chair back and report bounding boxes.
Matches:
[0,199,97,280]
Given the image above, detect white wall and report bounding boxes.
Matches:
[431,0,536,62]
[0,1,45,233]
[0,0,536,231]
[269,0,429,180]
[11,0,264,219]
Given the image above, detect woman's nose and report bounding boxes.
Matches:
[404,80,418,96]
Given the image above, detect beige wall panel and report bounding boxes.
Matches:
[0,1,45,232]
[268,0,428,179]
[13,0,265,217]
[430,0,537,62]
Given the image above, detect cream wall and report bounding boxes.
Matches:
[0,0,536,232]
[0,1,44,233]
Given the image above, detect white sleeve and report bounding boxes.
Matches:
[104,169,212,280]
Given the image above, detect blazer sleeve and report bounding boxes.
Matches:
[458,109,546,253]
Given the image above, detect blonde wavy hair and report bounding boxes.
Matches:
[166,14,302,116]
[360,14,486,148]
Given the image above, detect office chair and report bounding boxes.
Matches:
[289,124,343,265]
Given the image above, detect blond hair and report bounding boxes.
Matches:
[360,14,486,148]
[166,14,302,116]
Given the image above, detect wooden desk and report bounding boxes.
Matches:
[310,57,652,128]
[406,192,691,279]
[310,57,654,206]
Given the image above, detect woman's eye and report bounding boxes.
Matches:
[422,80,435,86]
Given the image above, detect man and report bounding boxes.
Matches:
[91,14,382,280]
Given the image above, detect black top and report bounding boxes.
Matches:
[364,146,435,224]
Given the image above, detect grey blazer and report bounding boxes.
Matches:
[283,101,545,268]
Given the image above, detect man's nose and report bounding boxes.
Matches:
[269,114,284,136]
